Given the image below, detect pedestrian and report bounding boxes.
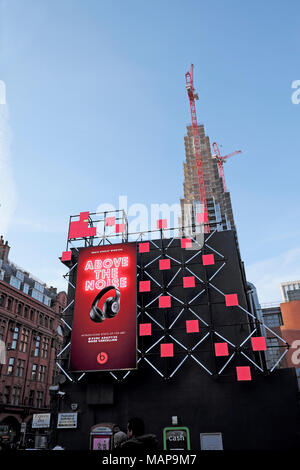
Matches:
[120,417,158,452]
[113,430,127,449]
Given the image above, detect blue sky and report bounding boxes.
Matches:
[0,0,299,302]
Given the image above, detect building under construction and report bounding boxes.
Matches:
[180,124,236,232]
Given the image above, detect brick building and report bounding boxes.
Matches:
[0,236,67,446]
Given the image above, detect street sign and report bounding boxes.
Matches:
[20,422,27,433]
[57,412,78,429]
[32,414,51,429]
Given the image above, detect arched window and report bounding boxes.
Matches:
[30,310,35,321]
[24,306,29,319]
[17,304,23,315]
[38,314,43,326]
[0,294,5,307]
[7,298,12,311]
[44,317,49,329]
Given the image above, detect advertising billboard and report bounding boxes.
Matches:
[69,242,137,372]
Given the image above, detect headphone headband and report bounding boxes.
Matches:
[91,285,120,309]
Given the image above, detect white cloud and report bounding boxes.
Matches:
[245,246,300,304]
[0,103,17,236]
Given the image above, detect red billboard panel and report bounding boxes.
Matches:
[69,242,137,372]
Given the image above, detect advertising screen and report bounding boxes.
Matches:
[69,242,137,372]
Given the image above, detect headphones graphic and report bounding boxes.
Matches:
[89,285,121,323]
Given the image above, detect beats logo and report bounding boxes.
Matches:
[97,352,108,365]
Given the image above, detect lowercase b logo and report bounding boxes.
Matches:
[97,352,108,365]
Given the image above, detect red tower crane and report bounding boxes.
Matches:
[212,142,242,192]
[185,64,209,231]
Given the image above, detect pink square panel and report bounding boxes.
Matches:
[225,294,238,307]
[159,296,171,308]
[196,212,209,223]
[236,366,252,381]
[183,276,195,288]
[202,254,215,266]
[160,343,174,357]
[139,242,150,253]
[157,219,167,229]
[159,259,171,270]
[181,238,192,249]
[251,336,267,351]
[186,320,199,333]
[139,280,151,292]
[214,342,229,357]
[80,211,90,222]
[139,323,152,336]
[61,251,72,261]
[105,216,115,226]
[116,223,125,233]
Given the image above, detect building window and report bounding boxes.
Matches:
[32,289,44,302]
[16,271,25,282]
[44,317,49,329]
[28,390,35,406]
[31,364,38,380]
[24,306,29,319]
[38,365,46,382]
[0,294,5,307]
[266,337,282,369]
[38,314,43,326]
[16,359,25,377]
[263,314,282,328]
[3,386,10,404]
[11,327,19,350]
[23,284,29,295]
[19,328,29,353]
[10,276,21,290]
[7,357,15,375]
[30,310,35,321]
[0,320,6,341]
[36,391,43,408]
[34,282,44,293]
[11,386,21,405]
[34,336,41,357]
[7,298,12,311]
[17,303,23,315]
[41,337,49,359]
[50,319,54,330]
[43,295,51,307]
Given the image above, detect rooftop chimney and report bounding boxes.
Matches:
[0,236,10,263]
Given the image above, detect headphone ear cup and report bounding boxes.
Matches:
[102,297,113,318]
[90,306,105,323]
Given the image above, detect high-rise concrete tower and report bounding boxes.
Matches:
[180,124,236,233]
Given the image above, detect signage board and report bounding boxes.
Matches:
[69,243,137,372]
[57,412,78,429]
[163,427,191,451]
[20,423,27,433]
[200,432,223,450]
[32,414,51,429]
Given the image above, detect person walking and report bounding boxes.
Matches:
[120,417,157,452]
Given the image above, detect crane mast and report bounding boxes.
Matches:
[185,64,209,232]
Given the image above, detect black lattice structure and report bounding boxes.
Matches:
[57,211,289,385]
